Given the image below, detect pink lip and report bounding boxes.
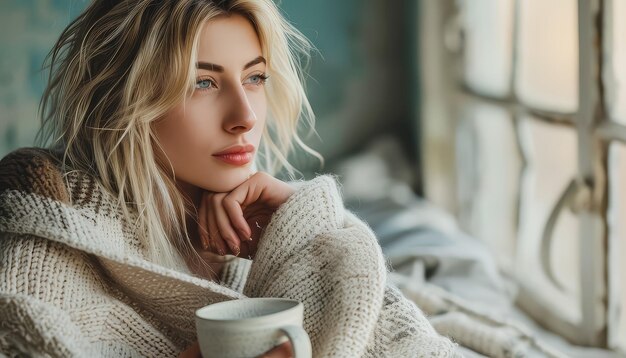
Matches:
[212,144,255,166]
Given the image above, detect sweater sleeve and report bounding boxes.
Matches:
[219,257,252,293]
[244,175,346,289]
[242,175,461,357]
[0,233,179,357]
[243,176,387,356]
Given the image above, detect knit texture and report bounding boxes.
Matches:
[398,278,567,358]
[0,147,460,357]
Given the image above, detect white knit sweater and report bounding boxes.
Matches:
[0,148,460,357]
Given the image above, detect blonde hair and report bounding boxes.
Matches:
[36,0,322,269]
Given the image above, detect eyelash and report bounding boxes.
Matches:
[194,73,270,92]
[246,73,270,86]
[195,78,216,91]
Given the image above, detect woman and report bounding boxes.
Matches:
[0,0,461,357]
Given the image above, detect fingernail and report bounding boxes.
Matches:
[247,237,253,241]
[233,245,240,257]
[202,239,209,250]
[218,247,225,256]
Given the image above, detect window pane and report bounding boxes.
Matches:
[456,102,520,271]
[609,0,626,123]
[460,0,514,97]
[516,0,578,113]
[517,117,580,323]
[607,143,626,351]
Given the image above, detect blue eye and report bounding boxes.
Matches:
[245,73,269,86]
[195,79,215,90]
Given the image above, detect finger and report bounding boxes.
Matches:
[178,341,202,358]
[198,192,210,251]
[243,172,294,208]
[223,187,256,240]
[223,199,252,241]
[208,194,229,256]
[214,198,241,256]
[257,341,293,358]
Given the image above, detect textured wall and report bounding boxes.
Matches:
[0,0,87,158]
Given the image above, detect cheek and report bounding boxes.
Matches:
[154,119,184,160]
[153,105,216,161]
[250,91,268,134]
[153,113,180,155]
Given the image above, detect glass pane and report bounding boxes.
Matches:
[609,0,626,123]
[517,117,580,323]
[607,143,626,351]
[460,0,514,97]
[516,0,579,113]
[457,102,521,271]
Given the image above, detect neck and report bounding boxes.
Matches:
[178,180,203,208]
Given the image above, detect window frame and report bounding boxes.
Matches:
[419,0,624,350]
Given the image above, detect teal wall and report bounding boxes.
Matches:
[0,0,88,158]
[0,0,419,181]
[280,0,363,121]
[281,0,419,177]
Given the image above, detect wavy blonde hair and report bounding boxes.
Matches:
[36,0,321,269]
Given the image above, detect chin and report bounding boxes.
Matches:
[204,171,252,193]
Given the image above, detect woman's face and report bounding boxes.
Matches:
[154,14,267,196]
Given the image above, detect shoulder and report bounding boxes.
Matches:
[276,174,345,230]
[0,147,140,258]
[0,147,69,203]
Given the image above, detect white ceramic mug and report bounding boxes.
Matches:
[195,298,312,358]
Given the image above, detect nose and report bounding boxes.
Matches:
[223,85,257,134]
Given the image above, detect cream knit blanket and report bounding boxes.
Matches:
[0,148,460,357]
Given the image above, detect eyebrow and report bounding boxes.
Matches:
[196,56,266,72]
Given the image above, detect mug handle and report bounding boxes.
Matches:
[279,325,312,358]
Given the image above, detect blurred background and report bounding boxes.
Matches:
[1,0,625,357]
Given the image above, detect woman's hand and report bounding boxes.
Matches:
[258,342,293,357]
[178,341,293,358]
[198,172,295,260]
[178,342,201,358]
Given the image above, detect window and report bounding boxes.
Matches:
[419,0,625,351]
